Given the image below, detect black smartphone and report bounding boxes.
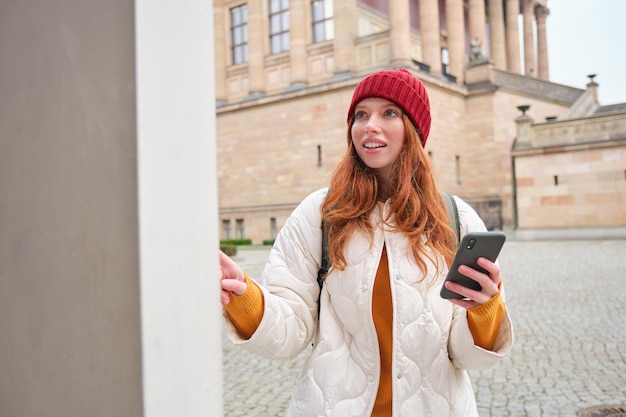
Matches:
[440,231,507,299]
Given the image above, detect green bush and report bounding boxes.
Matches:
[262,239,275,246]
[220,238,252,246]
[220,244,237,257]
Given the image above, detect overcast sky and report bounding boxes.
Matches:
[546,0,626,105]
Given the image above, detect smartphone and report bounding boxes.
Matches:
[440,231,506,299]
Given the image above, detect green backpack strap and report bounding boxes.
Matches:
[440,191,461,244]
[317,220,330,290]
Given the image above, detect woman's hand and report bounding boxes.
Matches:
[444,257,501,309]
[219,250,247,305]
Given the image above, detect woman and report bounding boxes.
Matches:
[219,68,513,417]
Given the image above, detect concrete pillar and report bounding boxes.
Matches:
[419,0,442,74]
[488,0,507,69]
[247,0,266,94]
[136,1,223,414]
[289,0,308,85]
[587,76,600,105]
[522,0,536,76]
[535,5,550,80]
[333,0,358,75]
[505,0,521,74]
[0,1,223,416]
[214,0,228,102]
[468,0,487,56]
[515,105,535,146]
[389,0,412,66]
[445,0,466,83]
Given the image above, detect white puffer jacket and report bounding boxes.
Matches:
[224,188,514,417]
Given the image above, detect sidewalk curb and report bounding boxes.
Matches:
[505,227,626,241]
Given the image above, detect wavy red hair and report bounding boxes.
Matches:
[320,114,457,282]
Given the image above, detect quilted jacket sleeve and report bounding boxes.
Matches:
[447,197,514,370]
[223,188,327,360]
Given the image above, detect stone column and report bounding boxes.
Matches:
[445,0,465,83]
[289,0,308,85]
[247,0,265,95]
[522,0,536,76]
[505,0,521,74]
[389,0,412,66]
[333,0,358,75]
[213,0,227,102]
[468,0,487,57]
[488,0,507,69]
[535,5,550,80]
[419,0,441,74]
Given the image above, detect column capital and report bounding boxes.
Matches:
[521,0,535,13]
[535,5,549,21]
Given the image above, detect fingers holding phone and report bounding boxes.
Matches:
[440,232,506,307]
[445,257,501,308]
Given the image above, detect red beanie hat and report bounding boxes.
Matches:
[347,68,431,146]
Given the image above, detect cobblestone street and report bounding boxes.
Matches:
[222,239,626,416]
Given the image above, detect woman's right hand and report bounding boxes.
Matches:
[219,250,247,305]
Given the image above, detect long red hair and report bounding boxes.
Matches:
[320,114,457,282]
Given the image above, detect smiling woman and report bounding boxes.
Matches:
[218,68,514,417]
[351,97,406,182]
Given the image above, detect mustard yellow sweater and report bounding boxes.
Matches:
[224,248,506,417]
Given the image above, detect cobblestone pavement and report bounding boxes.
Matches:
[222,240,626,416]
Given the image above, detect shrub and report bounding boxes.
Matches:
[220,239,252,246]
[220,243,237,257]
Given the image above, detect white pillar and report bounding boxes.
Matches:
[136,1,223,416]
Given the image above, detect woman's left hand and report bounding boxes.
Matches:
[444,257,501,309]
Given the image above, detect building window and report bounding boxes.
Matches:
[230,4,249,65]
[222,219,232,240]
[455,155,461,185]
[441,47,450,75]
[317,145,322,167]
[270,217,277,239]
[311,0,333,43]
[270,0,290,54]
[236,218,245,239]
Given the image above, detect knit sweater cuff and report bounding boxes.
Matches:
[223,273,264,340]
[467,290,506,351]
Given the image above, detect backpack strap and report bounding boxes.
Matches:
[317,220,330,290]
[440,191,461,244]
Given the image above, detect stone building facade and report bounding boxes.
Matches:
[214,0,624,243]
[512,80,626,230]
